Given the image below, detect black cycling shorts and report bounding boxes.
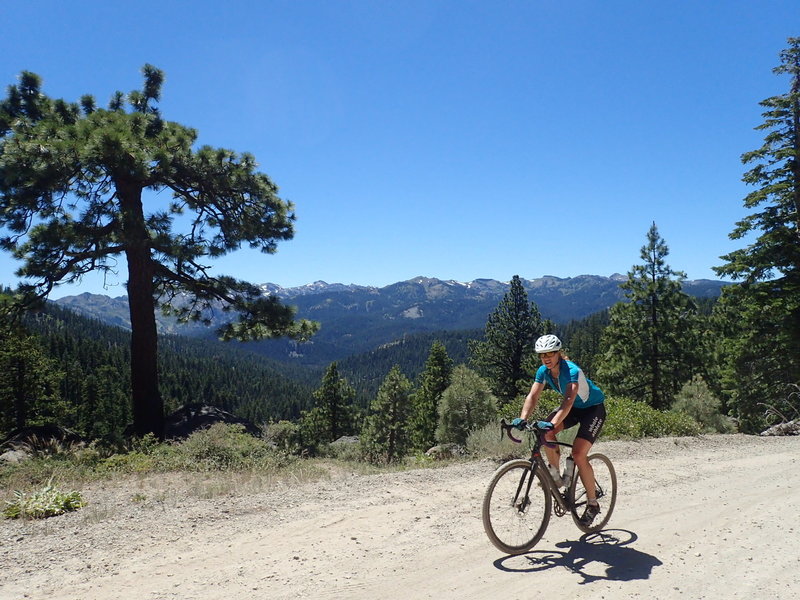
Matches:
[548,402,606,444]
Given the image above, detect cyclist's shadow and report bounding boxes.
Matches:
[493,530,662,585]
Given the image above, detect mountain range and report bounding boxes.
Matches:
[54,274,727,367]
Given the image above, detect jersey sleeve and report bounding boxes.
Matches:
[534,364,547,384]
[567,361,582,383]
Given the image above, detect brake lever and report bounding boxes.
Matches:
[499,419,522,444]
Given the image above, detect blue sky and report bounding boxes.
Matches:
[1,0,798,298]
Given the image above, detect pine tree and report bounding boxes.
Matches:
[0,66,317,437]
[300,362,357,448]
[469,275,543,407]
[360,365,412,463]
[435,365,497,446]
[560,310,610,379]
[597,223,703,409]
[409,341,453,451]
[713,38,800,432]
[0,301,64,434]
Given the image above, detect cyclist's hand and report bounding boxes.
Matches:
[536,420,554,431]
[510,417,527,430]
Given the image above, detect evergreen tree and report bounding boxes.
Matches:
[300,362,357,448]
[409,341,454,451]
[435,365,498,446]
[713,37,800,432]
[469,275,543,407]
[360,365,412,463]
[0,66,317,437]
[78,365,130,442]
[560,310,610,378]
[0,302,64,434]
[597,223,703,409]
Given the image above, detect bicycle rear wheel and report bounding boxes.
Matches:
[568,453,617,533]
[482,459,552,554]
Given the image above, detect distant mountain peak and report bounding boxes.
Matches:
[53,274,728,367]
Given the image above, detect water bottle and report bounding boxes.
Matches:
[562,456,575,488]
[548,463,561,485]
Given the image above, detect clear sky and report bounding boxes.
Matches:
[1,0,798,298]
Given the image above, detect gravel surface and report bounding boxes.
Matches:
[2,434,799,599]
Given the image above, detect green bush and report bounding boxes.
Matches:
[324,437,363,462]
[671,376,737,433]
[4,482,85,519]
[467,395,702,458]
[602,396,701,439]
[167,423,293,471]
[436,366,498,446]
[264,420,303,455]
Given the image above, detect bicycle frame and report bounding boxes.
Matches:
[502,419,576,513]
[528,437,574,513]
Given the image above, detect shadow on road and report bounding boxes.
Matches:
[493,529,662,584]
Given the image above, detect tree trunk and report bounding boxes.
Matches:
[118,180,163,438]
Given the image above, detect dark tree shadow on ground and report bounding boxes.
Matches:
[493,530,662,584]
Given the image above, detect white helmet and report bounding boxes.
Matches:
[535,334,562,353]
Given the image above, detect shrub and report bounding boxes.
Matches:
[671,376,736,433]
[602,396,701,439]
[4,482,85,519]
[169,423,291,471]
[436,366,498,446]
[263,420,302,454]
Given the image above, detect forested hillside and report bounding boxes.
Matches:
[337,329,480,406]
[54,275,726,367]
[1,304,319,440]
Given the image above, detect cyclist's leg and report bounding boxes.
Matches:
[572,404,606,519]
[543,409,578,472]
[543,421,563,472]
[572,437,596,500]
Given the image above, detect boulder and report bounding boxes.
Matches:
[0,449,31,464]
[425,443,466,459]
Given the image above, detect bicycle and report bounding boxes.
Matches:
[481,419,618,555]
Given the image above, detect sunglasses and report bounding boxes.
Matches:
[538,351,559,359]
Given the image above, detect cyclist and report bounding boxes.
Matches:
[512,334,606,526]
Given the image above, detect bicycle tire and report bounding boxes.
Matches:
[568,453,617,533]
[482,459,552,554]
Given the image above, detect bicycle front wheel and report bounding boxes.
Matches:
[569,453,617,533]
[482,459,552,554]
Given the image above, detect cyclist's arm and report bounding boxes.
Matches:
[519,381,545,421]
[548,382,579,427]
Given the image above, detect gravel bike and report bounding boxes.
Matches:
[482,419,618,555]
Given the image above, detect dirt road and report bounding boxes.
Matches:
[2,434,799,599]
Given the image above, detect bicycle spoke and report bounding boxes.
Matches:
[482,460,551,554]
[569,453,617,533]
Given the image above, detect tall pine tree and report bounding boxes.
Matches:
[360,365,412,464]
[713,37,800,432]
[0,66,317,437]
[597,223,703,409]
[300,362,357,448]
[469,275,543,407]
[409,341,453,451]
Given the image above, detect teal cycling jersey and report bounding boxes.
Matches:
[535,358,605,408]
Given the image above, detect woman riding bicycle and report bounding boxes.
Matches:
[512,334,606,526]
